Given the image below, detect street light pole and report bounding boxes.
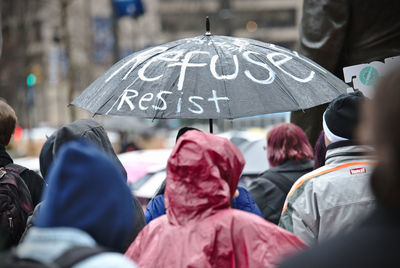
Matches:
[0,1,2,59]
[60,0,77,121]
[111,0,120,62]
[220,0,232,36]
[218,0,232,132]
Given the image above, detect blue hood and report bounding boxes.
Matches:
[35,140,134,252]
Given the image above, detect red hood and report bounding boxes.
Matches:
[165,131,245,225]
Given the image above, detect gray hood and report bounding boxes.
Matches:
[39,119,126,179]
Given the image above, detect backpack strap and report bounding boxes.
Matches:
[4,164,30,190]
[1,246,107,268]
[53,246,108,268]
[262,171,293,194]
[0,166,33,248]
[1,249,51,268]
[5,163,28,176]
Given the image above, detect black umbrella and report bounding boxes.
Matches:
[72,18,347,131]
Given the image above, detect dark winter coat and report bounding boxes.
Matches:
[248,159,313,224]
[291,0,400,146]
[279,206,400,268]
[0,145,45,206]
[299,0,400,79]
[38,119,145,241]
[1,140,137,267]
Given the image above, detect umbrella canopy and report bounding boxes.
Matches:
[72,35,348,119]
[124,137,270,199]
[118,148,171,183]
[238,138,269,175]
[98,115,152,133]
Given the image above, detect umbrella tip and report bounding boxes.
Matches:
[205,16,211,36]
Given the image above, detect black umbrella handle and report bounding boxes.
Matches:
[205,16,211,36]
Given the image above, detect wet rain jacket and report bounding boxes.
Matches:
[126,131,306,267]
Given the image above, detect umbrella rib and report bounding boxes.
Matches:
[150,54,183,120]
[95,77,141,116]
[101,43,183,119]
[275,72,303,111]
[93,94,115,116]
[149,39,207,120]
[208,37,233,119]
[248,44,307,111]
[241,49,301,111]
[250,42,346,92]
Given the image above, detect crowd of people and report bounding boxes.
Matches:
[0,66,398,267]
[0,0,399,265]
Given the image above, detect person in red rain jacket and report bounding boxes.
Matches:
[125,130,306,267]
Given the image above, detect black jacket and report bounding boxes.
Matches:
[291,0,400,147]
[0,145,45,207]
[299,0,400,79]
[279,206,400,267]
[248,159,313,224]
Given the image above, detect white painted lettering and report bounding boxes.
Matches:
[168,51,210,91]
[243,51,275,84]
[176,97,182,113]
[210,55,239,80]
[139,93,154,110]
[152,91,172,110]
[188,96,204,114]
[267,52,315,83]
[138,50,184,82]
[232,39,249,52]
[207,90,229,113]
[117,89,139,111]
[106,78,139,114]
[292,51,327,74]
[106,46,168,83]
[268,44,326,74]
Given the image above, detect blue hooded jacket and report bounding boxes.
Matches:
[145,186,262,224]
[35,140,135,253]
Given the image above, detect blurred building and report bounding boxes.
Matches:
[156,0,302,49]
[0,0,301,128]
[0,0,94,127]
[0,0,47,127]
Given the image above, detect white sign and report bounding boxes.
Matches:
[343,56,400,98]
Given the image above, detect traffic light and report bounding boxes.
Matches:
[26,64,43,87]
[13,125,23,142]
[26,73,37,87]
[31,64,42,84]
